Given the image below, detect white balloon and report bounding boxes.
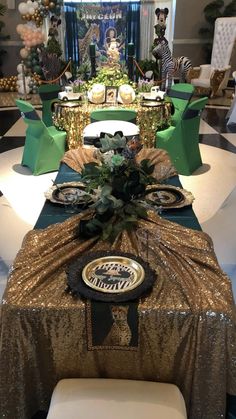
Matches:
[17,63,25,73]
[29,6,35,14]
[32,1,38,8]
[26,21,36,29]
[18,2,28,14]
[27,0,33,6]
[18,80,30,94]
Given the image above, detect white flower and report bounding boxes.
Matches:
[102,150,115,168]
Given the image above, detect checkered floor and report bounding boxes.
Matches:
[0,99,236,301]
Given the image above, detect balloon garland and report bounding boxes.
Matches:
[0,76,18,92]
[0,0,62,93]
[15,0,63,94]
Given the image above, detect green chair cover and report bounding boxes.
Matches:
[16,99,67,176]
[168,83,195,126]
[90,108,137,124]
[156,96,208,176]
[38,84,61,127]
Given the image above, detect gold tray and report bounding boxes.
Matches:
[82,256,145,294]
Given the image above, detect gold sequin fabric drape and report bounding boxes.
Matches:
[53,102,170,149]
[62,147,177,181]
[0,211,236,419]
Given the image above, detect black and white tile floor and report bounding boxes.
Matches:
[0,97,236,301]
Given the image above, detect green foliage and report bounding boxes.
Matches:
[80,134,156,242]
[100,133,127,153]
[199,0,236,62]
[86,66,134,90]
[136,59,160,81]
[46,37,62,57]
[39,46,65,80]
[76,61,91,81]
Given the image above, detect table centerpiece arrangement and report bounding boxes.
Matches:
[79,133,156,242]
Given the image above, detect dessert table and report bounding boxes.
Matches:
[0,148,235,419]
[53,100,170,149]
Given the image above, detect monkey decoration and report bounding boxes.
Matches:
[48,15,62,39]
[153,7,169,46]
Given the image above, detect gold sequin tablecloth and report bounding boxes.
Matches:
[53,101,170,149]
[0,209,236,419]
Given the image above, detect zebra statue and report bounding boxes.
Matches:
[152,39,192,91]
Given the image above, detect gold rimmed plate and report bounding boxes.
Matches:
[82,256,145,294]
[145,184,194,209]
[66,251,156,302]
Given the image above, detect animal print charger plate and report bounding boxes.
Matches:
[66,251,156,302]
[145,184,194,209]
[45,182,93,206]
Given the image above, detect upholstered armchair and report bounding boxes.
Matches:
[188,17,236,97]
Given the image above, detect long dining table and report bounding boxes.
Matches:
[0,148,236,419]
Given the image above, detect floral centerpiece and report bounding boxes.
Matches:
[79,134,156,242]
[70,78,86,93]
[137,77,155,93]
[85,66,135,91]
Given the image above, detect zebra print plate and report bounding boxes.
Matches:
[66,251,156,302]
[82,256,144,294]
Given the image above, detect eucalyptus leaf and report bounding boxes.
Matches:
[101,184,112,196]
[134,205,147,218]
[108,195,123,208]
[102,223,113,241]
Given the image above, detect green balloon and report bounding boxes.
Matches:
[32,58,38,66]
[33,65,42,74]
[25,59,32,68]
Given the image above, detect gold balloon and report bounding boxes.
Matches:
[43,0,49,5]
[49,2,55,8]
[22,14,26,20]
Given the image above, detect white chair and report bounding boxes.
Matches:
[83,120,139,147]
[46,378,187,419]
[190,17,236,97]
[226,71,236,127]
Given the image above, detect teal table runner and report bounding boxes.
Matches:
[34,163,201,231]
